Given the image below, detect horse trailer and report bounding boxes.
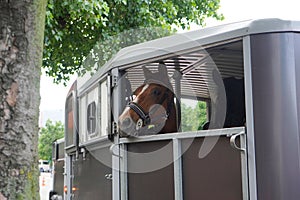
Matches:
[55,19,300,200]
[50,138,66,200]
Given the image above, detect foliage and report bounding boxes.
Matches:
[38,120,64,161]
[43,0,223,83]
[181,101,208,132]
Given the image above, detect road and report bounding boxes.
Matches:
[39,172,53,200]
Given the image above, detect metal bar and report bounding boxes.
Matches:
[120,144,128,200]
[65,154,71,200]
[107,74,112,139]
[180,55,210,75]
[174,58,182,131]
[228,131,249,200]
[111,67,121,200]
[119,127,245,144]
[173,138,183,200]
[112,143,120,200]
[243,35,257,200]
[240,132,249,200]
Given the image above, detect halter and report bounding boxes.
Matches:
[126,89,173,131]
[127,101,151,126]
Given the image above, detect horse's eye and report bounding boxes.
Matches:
[153,89,161,96]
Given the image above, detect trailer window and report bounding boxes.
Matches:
[57,141,65,159]
[86,87,98,138]
[87,102,96,135]
[119,40,245,135]
[78,78,109,144]
[65,94,74,147]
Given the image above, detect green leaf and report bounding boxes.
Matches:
[43,0,223,84]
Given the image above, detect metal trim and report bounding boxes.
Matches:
[173,138,183,200]
[120,144,128,200]
[111,67,121,200]
[78,75,108,98]
[65,154,72,200]
[235,131,249,200]
[119,127,245,144]
[243,35,258,200]
[78,137,112,151]
[107,73,112,138]
[117,38,242,71]
[112,143,120,200]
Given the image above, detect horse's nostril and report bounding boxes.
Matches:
[121,117,132,128]
[119,117,136,137]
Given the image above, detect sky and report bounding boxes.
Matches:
[39,0,300,123]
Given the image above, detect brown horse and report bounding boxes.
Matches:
[118,63,178,137]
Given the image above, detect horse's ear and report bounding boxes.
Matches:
[143,66,152,79]
[158,62,168,76]
[158,62,171,84]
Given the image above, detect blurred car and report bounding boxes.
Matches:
[39,160,51,172]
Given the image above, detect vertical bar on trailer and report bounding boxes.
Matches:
[174,59,182,131]
[239,131,249,200]
[65,154,71,200]
[111,68,120,200]
[120,144,128,200]
[107,74,112,139]
[243,36,257,200]
[173,138,183,200]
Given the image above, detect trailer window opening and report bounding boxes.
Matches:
[65,94,74,147]
[87,102,96,135]
[120,40,245,135]
[57,141,64,159]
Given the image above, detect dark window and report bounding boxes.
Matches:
[57,142,65,159]
[87,102,96,134]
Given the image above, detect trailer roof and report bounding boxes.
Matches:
[78,18,300,95]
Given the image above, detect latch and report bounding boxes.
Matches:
[105,174,113,180]
[229,131,246,151]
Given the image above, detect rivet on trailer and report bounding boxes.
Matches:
[51,19,300,200]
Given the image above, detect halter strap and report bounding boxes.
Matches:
[126,102,151,125]
[127,91,173,128]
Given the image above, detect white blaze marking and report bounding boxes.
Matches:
[134,84,149,103]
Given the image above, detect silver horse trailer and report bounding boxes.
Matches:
[62,19,300,200]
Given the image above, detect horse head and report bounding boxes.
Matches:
[118,63,178,137]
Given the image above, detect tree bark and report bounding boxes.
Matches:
[0,0,47,199]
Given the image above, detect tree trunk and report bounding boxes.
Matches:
[0,0,47,199]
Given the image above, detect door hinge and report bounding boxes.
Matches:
[111,75,118,88]
[112,121,118,135]
[109,121,118,141]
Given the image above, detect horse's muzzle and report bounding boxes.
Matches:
[118,117,139,137]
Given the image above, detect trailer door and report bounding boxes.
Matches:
[118,127,248,200]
